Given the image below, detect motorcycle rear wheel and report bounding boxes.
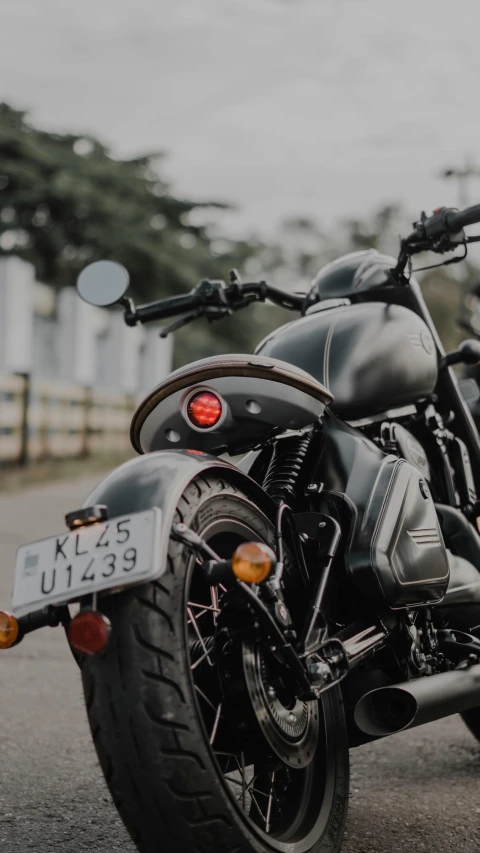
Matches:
[81,473,349,853]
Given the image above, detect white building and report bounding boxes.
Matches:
[0,256,173,394]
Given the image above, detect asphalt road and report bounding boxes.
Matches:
[1,476,480,853]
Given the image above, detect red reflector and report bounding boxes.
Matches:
[433,206,446,214]
[187,391,223,429]
[68,611,111,656]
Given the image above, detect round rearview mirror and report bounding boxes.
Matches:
[76,261,130,307]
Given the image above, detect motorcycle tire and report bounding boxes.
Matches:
[81,473,349,853]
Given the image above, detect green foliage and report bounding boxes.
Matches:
[341,204,402,253]
[420,268,463,353]
[0,103,284,366]
[1,101,471,371]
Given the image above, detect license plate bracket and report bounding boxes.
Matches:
[12,508,162,616]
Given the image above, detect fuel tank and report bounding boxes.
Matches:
[255,302,438,421]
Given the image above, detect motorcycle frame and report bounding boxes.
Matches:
[365,276,480,492]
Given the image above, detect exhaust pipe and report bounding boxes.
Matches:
[354,662,480,737]
[336,621,390,664]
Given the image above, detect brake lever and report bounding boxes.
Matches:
[158,295,258,338]
[393,214,468,280]
[159,308,204,338]
[412,241,468,273]
[203,305,234,321]
[229,294,258,312]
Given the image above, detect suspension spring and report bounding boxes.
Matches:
[263,434,312,504]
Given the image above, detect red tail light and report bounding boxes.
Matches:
[68,611,111,656]
[186,391,223,429]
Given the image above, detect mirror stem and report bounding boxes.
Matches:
[120,297,139,326]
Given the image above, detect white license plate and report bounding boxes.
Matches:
[12,508,162,616]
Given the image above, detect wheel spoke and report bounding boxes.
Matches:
[210,585,219,625]
[185,535,324,845]
[190,648,213,671]
[265,771,275,833]
[225,774,244,789]
[249,790,266,824]
[229,761,279,834]
[209,703,223,745]
[187,606,214,666]
[244,785,269,800]
[187,601,205,610]
[231,755,248,809]
[187,601,220,615]
[241,752,247,811]
[234,775,258,800]
[194,684,217,713]
[188,608,208,621]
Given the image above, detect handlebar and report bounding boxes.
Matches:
[122,200,480,330]
[123,277,305,332]
[392,201,480,279]
[445,203,480,232]
[125,290,201,326]
[240,282,305,311]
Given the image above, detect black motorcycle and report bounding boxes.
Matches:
[6,203,480,853]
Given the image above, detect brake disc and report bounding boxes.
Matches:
[242,639,319,769]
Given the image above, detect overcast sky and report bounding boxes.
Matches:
[2,0,480,237]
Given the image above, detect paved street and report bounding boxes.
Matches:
[0,476,479,853]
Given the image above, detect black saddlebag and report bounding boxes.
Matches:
[346,456,450,607]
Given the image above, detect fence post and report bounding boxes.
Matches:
[126,394,135,453]
[82,385,92,458]
[15,372,30,467]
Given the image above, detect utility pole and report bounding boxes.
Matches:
[441,154,480,209]
[441,155,480,325]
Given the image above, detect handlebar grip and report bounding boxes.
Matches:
[445,204,480,233]
[134,291,199,324]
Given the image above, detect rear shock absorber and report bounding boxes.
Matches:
[262,433,312,505]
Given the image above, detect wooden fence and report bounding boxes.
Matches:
[0,373,137,464]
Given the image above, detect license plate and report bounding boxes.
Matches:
[12,508,162,616]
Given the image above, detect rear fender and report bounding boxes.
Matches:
[83,450,278,578]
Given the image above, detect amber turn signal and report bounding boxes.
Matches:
[0,611,19,649]
[231,542,275,584]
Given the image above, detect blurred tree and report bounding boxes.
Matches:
[1,103,470,371]
[342,204,403,253]
[0,103,288,365]
[272,205,405,289]
[420,268,463,353]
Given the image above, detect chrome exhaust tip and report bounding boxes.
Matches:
[354,686,418,737]
[354,662,480,738]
